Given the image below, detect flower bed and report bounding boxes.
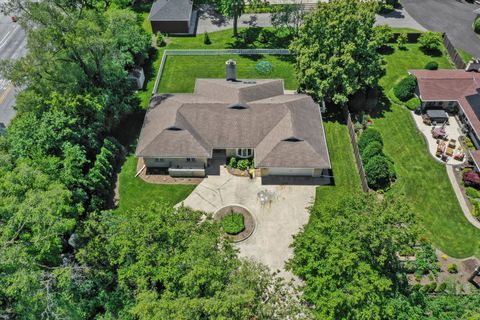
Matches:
[215,205,255,242]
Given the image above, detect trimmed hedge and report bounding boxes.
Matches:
[393,75,417,102]
[361,141,384,164]
[358,128,383,152]
[424,61,438,70]
[364,155,396,190]
[466,186,480,199]
[474,17,480,34]
[222,212,245,235]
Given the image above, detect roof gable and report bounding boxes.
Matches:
[148,0,193,21]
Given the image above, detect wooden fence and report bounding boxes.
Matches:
[343,108,370,193]
[443,34,467,70]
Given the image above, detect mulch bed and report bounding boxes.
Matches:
[215,205,255,243]
[226,166,252,177]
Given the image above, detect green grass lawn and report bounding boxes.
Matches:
[116,156,195,213]
[374,43,480,258]
[159,55,297,93]
[315,119,361,208]
[457,48,474,64]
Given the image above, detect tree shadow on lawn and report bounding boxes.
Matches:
[366,88,393,119]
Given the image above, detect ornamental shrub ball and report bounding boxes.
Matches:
[364,155,394,190]
[229,157,237,168]
[361,140,384,164]
[393,75,417,102]
[463,170,480,188]
[237,159,249,171]
[418,32,443,53]
[255,61,273,76]
[424,61,438,70]
[466,186,480,199]
[475,17,480,34]
[222,212,245,235]
[358,128,383,152]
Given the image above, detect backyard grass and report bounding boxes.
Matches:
[116,156,195,213]
[373,43,480,258]
[457,48,474,64]
[159,55,297,93]
[314,120,361,208]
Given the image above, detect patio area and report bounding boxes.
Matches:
[412,113,467,165]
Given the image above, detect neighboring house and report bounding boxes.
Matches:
[410,68,480,150]
[135,65,331,178]
[148,0,194,34]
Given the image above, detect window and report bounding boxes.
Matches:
[186,158,196,162]
[155,158,164,162]
[236,148,253,158]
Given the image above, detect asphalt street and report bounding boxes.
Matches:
[402,0,480,58]
[0,2,26,127]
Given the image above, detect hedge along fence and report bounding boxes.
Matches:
[87,137,122,212]
[152,49,292,94]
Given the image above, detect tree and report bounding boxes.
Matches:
[364,154,396,189]
[271,2,306,36]
[397,33,407,49]
[290,0,383,105]
[418,32,443,54]
[288,194,419,319]
[77,204,313,319]
[218,0,262,37]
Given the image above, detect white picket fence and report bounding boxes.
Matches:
[152,49,292,94]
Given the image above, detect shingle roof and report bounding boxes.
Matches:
[148,0,193,22]
[410,69,480,140]
[136,79,331,169]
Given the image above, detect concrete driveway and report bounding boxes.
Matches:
[402,0,480,57]
[179,167,316,279]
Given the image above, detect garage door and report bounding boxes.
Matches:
[268,168,313,176]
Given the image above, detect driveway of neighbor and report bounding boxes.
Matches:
[401,0,480,57]
[196,4,428,35]
[178,167,316,279]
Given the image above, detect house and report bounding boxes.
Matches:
[410,67,480,149]
[135,62,331,178]
[148,0,194,34]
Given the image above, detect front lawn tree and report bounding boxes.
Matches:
[290,0,383,106]
[218,0,262,37]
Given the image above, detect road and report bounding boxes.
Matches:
[402,0,480,57]
[0,4,26,127]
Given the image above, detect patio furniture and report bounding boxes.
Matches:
[426,109,449,123]
[422,114,432,125]
[454,152,465,161]
[448,139,456,149]
[446,147,454,157]
[433,127,446,139]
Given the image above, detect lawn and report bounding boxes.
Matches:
[158,55,297,93]
[116,156,195,213]
[457,48,473,64]
[315,119,362,208]
[373,43,480,258]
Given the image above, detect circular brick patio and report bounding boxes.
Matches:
[215,205,255,243]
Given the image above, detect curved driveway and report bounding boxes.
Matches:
[402,0,480,57]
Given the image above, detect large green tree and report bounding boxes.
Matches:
[290,0,383,105]
[288,194,421,319]
[218,0,262,37]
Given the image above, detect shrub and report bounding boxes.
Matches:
[418,32,443,53]
[447,263,458,274]
[255,61,273,75]
[466,186,480,199]
[463,170,480,188]
[396,33,407,49]
[403,261,416,273]
[436,282,447,293]
[222,212,245,235]
[405,97,421,110]
[203,31,211,45]
[156,32,165,47]
[258,29,270,43]
[415,244,439,275]
[420,283,437,294]
[229,157,237,168]
[358,128,383,152]
[361,141,384,164]
[364,155,395,190]
[424,61,439,70]
[393,75,417,102]
[474,17,480,34]
[237,159,249,171]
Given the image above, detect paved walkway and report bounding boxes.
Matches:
[178,166,316,279]
[375,7,427,31]
[446,165,480,229]
[402,0,480,57]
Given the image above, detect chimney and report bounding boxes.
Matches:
[466,58,480,72]
[226,59,237,81]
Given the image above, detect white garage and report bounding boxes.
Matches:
[267,168,314,176]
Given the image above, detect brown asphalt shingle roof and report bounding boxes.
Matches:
[136,79,330,169]
[410,69,480,140]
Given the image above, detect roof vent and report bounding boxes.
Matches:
[228,103,249,110]
[166,126,183,131]
[283,137,303,142]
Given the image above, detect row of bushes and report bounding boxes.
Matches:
[86,137,122,212]
[228,157,254,171]
[359,128,396,190]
